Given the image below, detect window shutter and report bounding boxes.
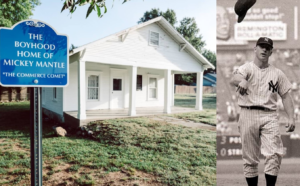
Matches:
[150,31,159,46]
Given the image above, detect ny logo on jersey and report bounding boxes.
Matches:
[268,80,278,93]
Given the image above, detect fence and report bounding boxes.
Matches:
[0,87,30,101]
[175,85,216,94]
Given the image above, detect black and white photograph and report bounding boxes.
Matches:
[217,0,300,186]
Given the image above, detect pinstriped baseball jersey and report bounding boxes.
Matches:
[234,62,292,110]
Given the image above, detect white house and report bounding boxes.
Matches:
[42,16,214,127]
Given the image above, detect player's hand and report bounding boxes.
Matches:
[237,79,249,96]
[286,118,295,132]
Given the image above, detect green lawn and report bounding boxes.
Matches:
[174,94,216,109]
[0,97,216,186]
[173,94,216,125]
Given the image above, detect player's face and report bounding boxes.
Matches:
[254,44,273,62]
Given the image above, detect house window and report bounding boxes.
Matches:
[148,77,157,99]
[137,75,142,91]
[113,79,122,91]
[53,88,57,100]
[88,75,99,100]
[149,31,159,46]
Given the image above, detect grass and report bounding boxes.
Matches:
[173,94,216,125]
[174,94,216,109]
[0,95,216,186]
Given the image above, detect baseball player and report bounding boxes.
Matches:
[230,37,295,186]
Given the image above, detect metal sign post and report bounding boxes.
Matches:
[30,87,42,186]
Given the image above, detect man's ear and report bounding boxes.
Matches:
[269,50,273,56]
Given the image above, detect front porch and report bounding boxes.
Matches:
[70,61,204,120]
[64,106,198,126]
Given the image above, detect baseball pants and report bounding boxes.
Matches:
[238,108,284,178]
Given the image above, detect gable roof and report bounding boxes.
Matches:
[70,16,214,69]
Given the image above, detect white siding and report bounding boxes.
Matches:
[42,87,63,115]
[135,68,164,107]
[63,62,78,111]
[59,22,206,112]
[62,62,166,112]
[82,23,203,72]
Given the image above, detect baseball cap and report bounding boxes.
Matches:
[256,37,273,48]
[234,0,256,23]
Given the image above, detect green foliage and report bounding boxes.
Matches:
[176,17,206,52]
[0,0,41,27]
[138,8,162,23]
[69,44,78,52]
[74,174,95,185]
[139,10,206,53]
[68,164,80,172]
[174,94,216,110]
[175,73,196,85]
[202,49,216,68]
[138,8,177,27]
[61,0,112,18]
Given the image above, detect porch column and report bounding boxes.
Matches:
[78,60,86,119]
[195,70,204,110]
[164,69,172,113]
[171,73,175,106]
[128,66,137,116]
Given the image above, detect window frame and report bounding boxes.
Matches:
[147,74,159,101]
[148,30,160,47]
[136,74,143,91]
[86,71,102,102]
[53,87,57,101]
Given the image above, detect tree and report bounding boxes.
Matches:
[139,10,206,53]
[138,8,163,24]
[69,44,78,52]
[0,0,41,27]
[202,49,216,69]
[176,17,206,52]
[138,8,177,27]
[61,0,116,18]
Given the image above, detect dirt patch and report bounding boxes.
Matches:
[100,171,163,186]
[12,143,30,153]
[43,163,73,186]
[0,138,6,143]
[42,167,164,186]
[5,163,165,186]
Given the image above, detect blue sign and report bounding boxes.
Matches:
[0,20,68,87]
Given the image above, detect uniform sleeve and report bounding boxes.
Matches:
[232,63,250,80]
[278,70,292,97]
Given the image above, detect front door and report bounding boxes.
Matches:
[110,77,124,109]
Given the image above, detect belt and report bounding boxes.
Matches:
[241,106,273,111]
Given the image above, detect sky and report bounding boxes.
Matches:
[31,0,216,52]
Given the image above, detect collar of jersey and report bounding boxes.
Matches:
[251,61,270,71]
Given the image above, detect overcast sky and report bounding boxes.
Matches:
[31,0,216,52]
